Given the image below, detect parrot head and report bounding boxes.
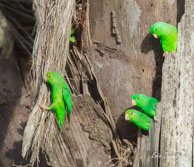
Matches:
[150,22,168,39]
[46,71,64,85]
[125,109,137,121]
[131,94,148,107]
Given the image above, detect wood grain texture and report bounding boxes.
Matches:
[21,0,189,166]
[87,0,177,141]
[134,1,194,167]
[160,2,194,166]
[22,1,113,166]
[22,0,76,166]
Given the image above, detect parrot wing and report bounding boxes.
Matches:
[149,97,158,111]
[150,103,156,111]
[62,87,72,123]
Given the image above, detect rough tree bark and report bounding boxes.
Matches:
[22,0,76,166]
[133,1,194,167]
[21,0,187,167]
[160,1,194,167]
[22,0,115,167]
[87,0,177,141]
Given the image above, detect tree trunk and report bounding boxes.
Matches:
[160,1,194,167]
[87,0,177,141]
[22,0,115,167]
[133,1,194,167]
[21,0,189,167]
[22,0,76,166]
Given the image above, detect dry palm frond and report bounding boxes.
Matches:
[106,139,135,167]
[0,0,35,57]
[0,11,13,59]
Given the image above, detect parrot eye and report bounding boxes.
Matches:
[155,28,157,31]
[130,112,133,115]
[48,75,51,78]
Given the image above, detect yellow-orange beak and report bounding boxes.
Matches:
[132,100,136,105]
[153,34,158,39]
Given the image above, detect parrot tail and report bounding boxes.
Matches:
[67,114,71,124]
[59,120,63,131]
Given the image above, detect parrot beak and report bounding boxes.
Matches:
[153,34,158,39]
[132,100,136,105]
[125,114,129,121]
[44,77,48,82]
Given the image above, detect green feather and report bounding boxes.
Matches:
[132,94,158,118]
[150,22,177,53]
[70,36,76,43]
[71,29,75,35]
[70,29,76,43]
[62,86,72,123]
[125,109,152,131]
[46,72,72,129]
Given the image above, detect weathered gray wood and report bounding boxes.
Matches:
[160,2,194,166]
[21,0,190,166]
[134,1,194,167]
[22,0,114,166]
[133,104,162,167]
[22,0,76,166]
[88,0,177,166]
[88,0,177,141]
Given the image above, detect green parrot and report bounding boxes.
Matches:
[40,72,72,129]
[132,94,158,119]
[150,22,177,57]
[70,36,76,43]
[70,29,76,43]
[125,109,152,131]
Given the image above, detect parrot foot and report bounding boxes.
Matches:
[172,51,176,57]
[39,104,48,111]
[154,117,158,122]
[163,52,169,57]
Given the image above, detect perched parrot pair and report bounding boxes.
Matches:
[40,72,72,130]
[70,29,76,43]
[125,94,158,131]
[150,22,177,57]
